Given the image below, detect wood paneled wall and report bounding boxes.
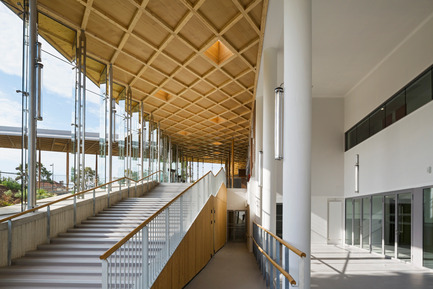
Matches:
[152,183,227,289]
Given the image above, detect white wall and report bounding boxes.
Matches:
[311,98,345,244]
[344,101,433,197]
[344,11,433,196]
[345,13,433,131]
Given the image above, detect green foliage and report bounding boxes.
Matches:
[4,190,12,197]
[1,178,21,191]
[36,188,54,200]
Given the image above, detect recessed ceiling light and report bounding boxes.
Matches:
[209,116,226,124]
[204,40,233,65]
[178,131,190,136]
[212,141,222,145]
[154,90,172,101]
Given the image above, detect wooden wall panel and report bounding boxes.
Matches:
[151,183,227,289]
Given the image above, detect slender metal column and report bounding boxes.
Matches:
[168,136,172,183]
[157,122,161,181]
[79,30,86,192]
[231,138,234,188]
[140,101,144,179]
[27,0,38,209]
[107,64,113,185]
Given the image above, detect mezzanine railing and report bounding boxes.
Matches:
[253,222,307,289]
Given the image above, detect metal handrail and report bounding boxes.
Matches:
[0,170,161,224]
[100,167,224,260]
[254,222,306,258]
[252,238,296,286]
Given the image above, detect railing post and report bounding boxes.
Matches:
[7,220,12,266]
[142,226,149,289]
[107,183,111,207]
[73,194,77,227]
[93,189,96,216]
[120,180,122,193]
[46,205,51,242]
[102,259,108,289]
[299,256,305,289]
[270,235,274,289]
[128,179,130,198]
[284,246,289,289]
[135,181,137,197]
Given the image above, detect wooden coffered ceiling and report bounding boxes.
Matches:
[3,0,268,163]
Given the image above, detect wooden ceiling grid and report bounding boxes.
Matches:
[4,0,268,163]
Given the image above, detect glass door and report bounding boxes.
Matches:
[384,195,396,257]
[362,197,371,250]
[345,199,352,245]
[353,199,361,246]
[371,195,383,254]
[397,193,411,260]
[424,188,433,269]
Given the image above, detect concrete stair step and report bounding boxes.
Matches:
[12,256,102,267]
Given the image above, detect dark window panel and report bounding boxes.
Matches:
[369,107,385,136]
[346,128,357,150]
[356,118,369,143]
[406,70,432,114]
[385,91,406,126]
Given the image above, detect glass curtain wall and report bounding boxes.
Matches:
[424,188,433,269]
[130,100,140,180]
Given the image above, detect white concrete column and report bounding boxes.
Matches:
[282,0,312,288]
[255,93,263,224]
[262,47,277,233]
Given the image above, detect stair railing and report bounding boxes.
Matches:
[253,222,307,289]
[99,168,226,289]
[0,171,161,266]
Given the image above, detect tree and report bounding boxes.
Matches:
[71,167,97,189]
[15,163,53,183]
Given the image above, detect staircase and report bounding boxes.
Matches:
[0,183,189,289]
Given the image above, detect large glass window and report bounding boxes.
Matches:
[424,188,433,269]
[371,195,383,254]
[345,199,353,245]
[385,91,406,126]
[406,70,432,114]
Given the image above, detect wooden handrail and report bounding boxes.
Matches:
[254,222,306,258]
[252,237,296,286]
[100,168,224,260]
[0,171,161,224]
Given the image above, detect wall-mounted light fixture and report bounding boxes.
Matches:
[258,150,263,187]
[355,154,359,193]
[274,85,284,160]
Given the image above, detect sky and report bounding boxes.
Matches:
[0,3,222,183]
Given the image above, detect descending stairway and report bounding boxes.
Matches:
[0,183,189,289]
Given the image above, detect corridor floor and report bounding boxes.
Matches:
[311,244,433,289]
[184,242,266,289]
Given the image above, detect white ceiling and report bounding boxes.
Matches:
[261,0,433,98]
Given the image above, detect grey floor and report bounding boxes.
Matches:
[311,244,433,289]
[185,242,433,289]
[184,242,267,289]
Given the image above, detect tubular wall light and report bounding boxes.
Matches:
[35,42,43,121]
[355,154,359,193]
[274,85,284,160]
[258,150,263,187]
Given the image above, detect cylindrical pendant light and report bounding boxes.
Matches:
[274,86,284,160]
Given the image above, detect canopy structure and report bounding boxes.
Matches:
[2,0,268,164]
